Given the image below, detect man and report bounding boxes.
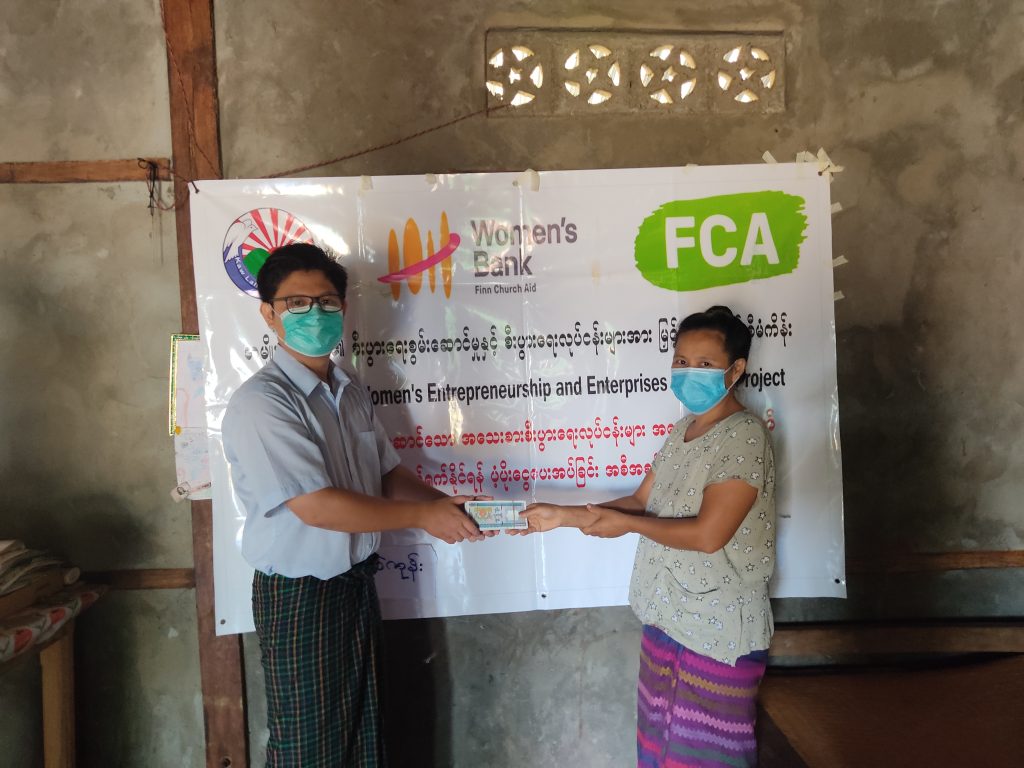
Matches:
[223,243,483,767]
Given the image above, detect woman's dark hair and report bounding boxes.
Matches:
[256,243,348,302]
[676,305,752,364]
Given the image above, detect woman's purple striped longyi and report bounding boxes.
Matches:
[637,625,767,768]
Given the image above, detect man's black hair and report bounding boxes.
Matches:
[676,305,752,364]
[256,243,348,302]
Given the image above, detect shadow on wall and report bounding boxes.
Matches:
[3,493,162,572]
[381,618,453,766]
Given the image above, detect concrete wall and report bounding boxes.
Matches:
[216,0,1024,623]
[222,0,1024,761]
[0,2,205,767]
[1,0,1022,766]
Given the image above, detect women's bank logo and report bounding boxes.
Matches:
[222,208,314,297]
[378,212,459,300]
[634,192,807,292]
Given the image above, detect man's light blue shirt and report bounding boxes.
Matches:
[222,346,401,579]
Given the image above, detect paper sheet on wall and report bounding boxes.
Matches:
[173,429,212,501]
[169,335,212,500]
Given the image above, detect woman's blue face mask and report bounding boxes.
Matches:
[669,363,735,414]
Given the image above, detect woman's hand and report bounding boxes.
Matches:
[513,503,565,534]
[581,504,633,539]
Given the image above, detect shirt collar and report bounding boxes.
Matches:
[330,362,351,397]
[273,345,348,398]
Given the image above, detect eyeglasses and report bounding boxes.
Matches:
[271,294,344,314]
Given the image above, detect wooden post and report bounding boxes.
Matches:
[40,623,76,768]
[161,1,249,766]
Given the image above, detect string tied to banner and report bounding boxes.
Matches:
[142,101,509,214]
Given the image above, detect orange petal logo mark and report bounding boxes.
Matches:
[379,212,457,300]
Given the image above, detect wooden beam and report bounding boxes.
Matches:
[40,622,76,768]
[162,2,248,767]
[770,621,1024,658]
[66,551,1024,591]
[847,550,1024,574]
[84,568,195,590]
[0,158,171,184]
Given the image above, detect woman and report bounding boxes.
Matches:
[521,306,775,768]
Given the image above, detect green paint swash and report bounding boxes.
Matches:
[634,191,808,292]
[243,247,271,279]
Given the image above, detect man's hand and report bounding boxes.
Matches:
[418,495,484,544]
[467,494,501,538]
[514,503,565,534]
[580,504,633,539]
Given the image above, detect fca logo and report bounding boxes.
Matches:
[378,212,460,299]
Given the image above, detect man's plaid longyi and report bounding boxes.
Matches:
[253,555,384,768]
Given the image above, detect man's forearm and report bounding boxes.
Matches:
[288,487,427,533]
[382,465,448,502]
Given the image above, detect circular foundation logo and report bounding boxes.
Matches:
[222,208,314,297]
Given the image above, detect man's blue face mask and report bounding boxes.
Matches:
[669,363,735,415]
[280,306,343,358]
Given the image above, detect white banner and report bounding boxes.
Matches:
[190,164,846,636]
